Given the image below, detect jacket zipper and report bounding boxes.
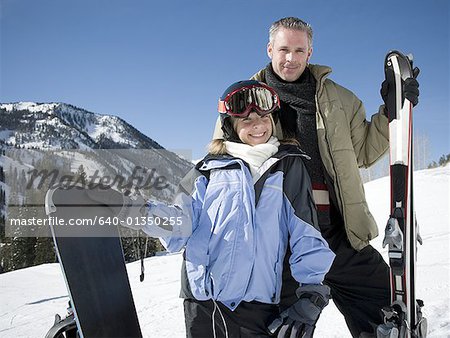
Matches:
[315,75,346,222]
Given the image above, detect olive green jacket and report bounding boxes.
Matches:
[251,64,389,250]
[212,64,388,250]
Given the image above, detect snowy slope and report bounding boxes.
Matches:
[0,166,449,338]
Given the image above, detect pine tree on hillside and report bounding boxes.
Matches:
[76,164,88,185]
[34,237,56,265]
[428,153,450,168]
[438,153,450,166]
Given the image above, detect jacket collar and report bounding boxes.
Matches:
[195,154,244,172]
[273,144,310,160]
[196,144,309,172]
[308,64,332,97]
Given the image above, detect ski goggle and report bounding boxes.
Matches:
[218,82,280,118]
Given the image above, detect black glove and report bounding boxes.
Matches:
[269,284,330,338]
[381,66,420,117]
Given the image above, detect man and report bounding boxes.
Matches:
[213,17,419,338]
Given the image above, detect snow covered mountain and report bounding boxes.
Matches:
[0,102,194,241]
[0,102,163,150]
[0,102,193,200]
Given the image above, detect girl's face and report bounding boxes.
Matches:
[234,112,273,146]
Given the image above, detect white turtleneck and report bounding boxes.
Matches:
[224,136,280,182]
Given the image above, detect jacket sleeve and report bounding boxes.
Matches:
[286,201,335,285]
[281,156,335,284]
[338,83,389,168]
[142,171,208,252]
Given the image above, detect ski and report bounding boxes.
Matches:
[377,51,427,338]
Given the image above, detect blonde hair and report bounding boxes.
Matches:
[207,139,228,155]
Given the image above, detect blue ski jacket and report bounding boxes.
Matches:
[144,146,335,311]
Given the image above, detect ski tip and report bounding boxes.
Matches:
[386,50,413,62]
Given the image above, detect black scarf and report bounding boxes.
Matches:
[265,64,331,226]
[264,64,316,140]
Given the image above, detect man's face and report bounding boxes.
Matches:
[267,28,313,82]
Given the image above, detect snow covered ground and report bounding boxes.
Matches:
[1,165,449,337]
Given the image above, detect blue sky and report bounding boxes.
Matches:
[1,0,448,161]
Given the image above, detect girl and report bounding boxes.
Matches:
[143,80,335,337]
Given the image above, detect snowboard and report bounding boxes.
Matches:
[45,185,143,338]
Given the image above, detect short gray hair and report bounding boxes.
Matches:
[269,17,313,48]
